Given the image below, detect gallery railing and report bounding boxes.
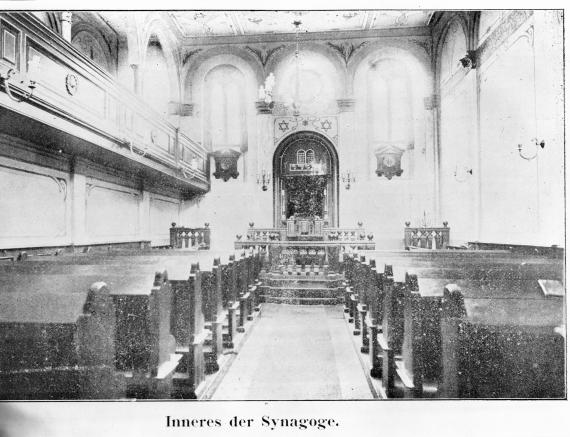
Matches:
[0,13,209,191]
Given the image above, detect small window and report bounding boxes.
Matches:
[297,149,306,164]
[306,149,315,164]
[3,30,16,63]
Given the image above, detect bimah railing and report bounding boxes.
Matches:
[404,221,450,249]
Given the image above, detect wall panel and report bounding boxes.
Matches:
[85,180,140,242]
[0,159,68,248]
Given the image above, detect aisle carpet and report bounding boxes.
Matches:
[210,304,374,400]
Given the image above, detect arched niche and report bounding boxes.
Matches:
[435,16,470,85]
[139,18,181,106]
[141,37,172,116]
[71,27,113,73]
[187,53,259,150]
[202,64,248,151]
[273,131,339,227]
[269,46,345,115]
[352,46,431,178]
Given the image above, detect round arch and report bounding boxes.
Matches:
[273,131,339,227]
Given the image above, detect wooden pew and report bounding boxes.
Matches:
[0,263,193,399]
[3,249,263,395]
[394,266,563,399]
[363,251,563,397]
[440,285,564,398]
[200,258,225,373]
[0,278,125,399]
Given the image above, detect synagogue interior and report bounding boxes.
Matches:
[0,10,565,400]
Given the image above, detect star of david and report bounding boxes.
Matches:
[278,120,289,132]
[320,120,332,131]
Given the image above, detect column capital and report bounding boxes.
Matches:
[423,94,440,110]
[255,100,273,115]
[61,11,73,23]
[337,98,356,112]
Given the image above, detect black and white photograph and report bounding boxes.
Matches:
[0,2,567,436]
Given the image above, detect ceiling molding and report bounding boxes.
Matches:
[180,26,431,48]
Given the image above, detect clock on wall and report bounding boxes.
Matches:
[375,145,405,180]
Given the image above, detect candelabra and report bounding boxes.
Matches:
[257,169,271,191]
[341,170,356,190]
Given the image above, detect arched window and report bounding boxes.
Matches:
[296,149,306,164]
[203,65,247,151]
[440,20,467,83]
[367,60,413,147]
[142,38,171,116]
[306,149,315,164]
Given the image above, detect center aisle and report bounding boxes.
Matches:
[209,304,374,400]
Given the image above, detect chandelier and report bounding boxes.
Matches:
[290,20,302,116]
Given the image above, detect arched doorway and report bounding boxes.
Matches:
[273,131,339,228]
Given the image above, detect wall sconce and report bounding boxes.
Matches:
[517,138,545,161]
[257,169,271,191]
[0,68,37,103]
[341,170,356,190]
[179,156,200,179]
[454,165,473,183]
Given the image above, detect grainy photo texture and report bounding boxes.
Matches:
[0,10,564,406]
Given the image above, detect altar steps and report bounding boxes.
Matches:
[258,265,344,305]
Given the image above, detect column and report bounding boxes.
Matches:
[423,94,440,221]
[70,170,87,246]
[60,12,72,42]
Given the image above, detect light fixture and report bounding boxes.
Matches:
[1,55,40,103]
[257,168,271,191]
[517,138,545,161]
[453,165,473,183]
[179,156,200,179]
[341,170,356,189]
[291,20,302,116]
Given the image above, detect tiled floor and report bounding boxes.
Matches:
[210,304,374,400]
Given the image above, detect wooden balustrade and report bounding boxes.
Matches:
[404,222,450,249]
[170,223,211,250]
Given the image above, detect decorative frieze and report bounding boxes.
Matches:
[274,115,338,145]
[326,41,368,66]
[477,10,534,66]
[245,45,285,68]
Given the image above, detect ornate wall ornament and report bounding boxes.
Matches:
[477,10,534,67]
[211,148,241,181]
[65,73,78,95]
[374,145,405,180]
[245,45,285,68]
[48,176,68,200]
[182,49,203,65]
[409,38,432,56]
[326,41,368,66]
[274,115,338,146]
[459,49,478,69]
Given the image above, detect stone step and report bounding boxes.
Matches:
[260,286,343,299]
[264,278,343,288]
[262,296,342,305]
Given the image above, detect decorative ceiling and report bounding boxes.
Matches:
[168,11,433,38]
